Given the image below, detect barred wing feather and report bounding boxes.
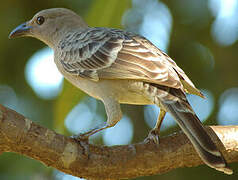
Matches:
[58,27,203,97]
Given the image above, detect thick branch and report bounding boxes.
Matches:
[0,104,237,179]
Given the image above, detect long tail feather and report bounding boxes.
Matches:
[165,101,232,174]
[153,85,233,174]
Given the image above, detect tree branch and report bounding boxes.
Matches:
[0,104,237,179]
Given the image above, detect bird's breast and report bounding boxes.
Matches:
[54,54,153,105]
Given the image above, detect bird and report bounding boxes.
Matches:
[9,8,232,174]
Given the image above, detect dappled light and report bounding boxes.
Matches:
[1,0,238,179]
[65,97,98,134]
[123,0,172,51]
[209,0,238,46]
[0,85,17,110]
[144,89,214,130]
[144,105,175,130]
[187,89,214,122]
[218,88,238,125]
[103,116,133,146]
[55,171,85,180]
[25,47,63,99]
[65,97,134,145]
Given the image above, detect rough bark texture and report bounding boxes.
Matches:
[0,104,237,179]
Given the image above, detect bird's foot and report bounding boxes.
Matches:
[71,134,90,157]
[72,124,108,143]
[71,133,90,143]
[144,129,160,144]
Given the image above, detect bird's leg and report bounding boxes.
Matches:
[145,109,166,144]
[74,97,122,142]
[74,124,108,140]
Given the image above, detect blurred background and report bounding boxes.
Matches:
[0,0,238,179]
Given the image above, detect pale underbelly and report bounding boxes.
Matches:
[63,74,153,105]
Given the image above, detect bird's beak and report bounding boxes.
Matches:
[9,22,32,39]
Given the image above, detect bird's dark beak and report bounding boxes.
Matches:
[9,22,32,39]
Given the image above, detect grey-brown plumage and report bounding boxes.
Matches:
[9,8,232,174]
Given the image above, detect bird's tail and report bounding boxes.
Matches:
[154,86,233,174]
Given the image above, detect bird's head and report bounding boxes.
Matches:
[9,8,88,48]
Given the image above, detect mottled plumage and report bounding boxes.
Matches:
[9,8,232,174]
[56,27,203,98]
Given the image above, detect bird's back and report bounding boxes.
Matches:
[55,27,203,98]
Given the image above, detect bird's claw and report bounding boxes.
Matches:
[144,129,160,144]
[71,134,90,157]
[71,133,90,143]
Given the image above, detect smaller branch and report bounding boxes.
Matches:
[0,104,237,179]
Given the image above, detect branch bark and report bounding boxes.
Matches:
[0,104,237,179]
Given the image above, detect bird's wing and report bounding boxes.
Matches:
[57,27,203,97]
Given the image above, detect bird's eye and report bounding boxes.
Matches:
[36,16,45,25]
